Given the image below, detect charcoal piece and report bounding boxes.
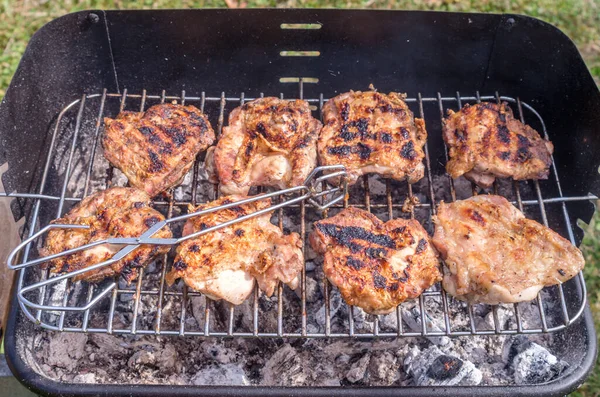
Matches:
[405,345,482,386]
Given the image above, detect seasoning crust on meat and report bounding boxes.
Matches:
[103,104,215,197]
[317,91,427,186]
[432,195,584,304]
[442,102,553,188]
[40,187,172,283]
[166,195,304,305]
[207,97,321,195]
[310,207,441,315]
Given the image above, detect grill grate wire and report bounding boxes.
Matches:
[4,80,595,338]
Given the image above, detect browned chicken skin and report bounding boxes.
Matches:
[166,195,304,305]
[317,91,427,186]
[103,104,215,197]
[207,97,321,195]
[310,207,441,315]
[443,102,553,188]
[432,195,584,304]
[40,187,172,283]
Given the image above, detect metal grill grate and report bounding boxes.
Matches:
[5,81,595,338]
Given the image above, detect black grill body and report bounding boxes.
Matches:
[1,9,599,397]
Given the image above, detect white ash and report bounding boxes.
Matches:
[504,336,569,385]
[405,345,482,386]
[192,364,250,386]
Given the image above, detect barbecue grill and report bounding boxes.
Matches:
[2,8,599,397]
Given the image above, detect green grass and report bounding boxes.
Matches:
[578,207,600,396]
[0,0,599,395]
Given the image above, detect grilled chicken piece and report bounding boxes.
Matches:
[432,195,584,304]
[40,187,172,283]
[103,103,215,197]
[317,91,427,186]
[442,102,553,188]
[207,97,321,195]
[310,207,441,315]
[166,195,304,304]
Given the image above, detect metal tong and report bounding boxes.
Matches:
[7,165,348,314]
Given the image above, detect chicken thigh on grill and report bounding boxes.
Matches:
[206,97,321,195]
[442,102,553,188]
[317,91,427,186]
[310,207,441,315]
[41,187,172,283]
[432,195,584,304]
[166,195,304,304]
[103,103,215,197]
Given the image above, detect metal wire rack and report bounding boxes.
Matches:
[3,81,595,338]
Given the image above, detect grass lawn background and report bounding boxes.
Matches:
[0,0,599,395]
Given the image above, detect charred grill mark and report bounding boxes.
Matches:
[340,102,350,121]
[338,118,373,141]
[328,145,352,156]
[355,118,369,136]
[400,141,416,160]
[515,134,532,162]
[415,238,428,254]
[365,247,388,259]
[139,126,152,135]
[121,265,133,277]
[245,141,254,157]
[348,242,364,253]
[400,269,410,282]
[296,138,308,149]
[372,271,387,289]
[316,223,396,249]
[393,226,407,234]
[144,127,174,155]
[517,134,530,146]
[328,143,372,159]
[339,125,356,141]
[496,125,511,144]
[400,127,410,139]
[189,244,200,253]
[469,210,486,226]
[188,111,209,130]
[357,142,372,160]
[235,229,245,237]
[256,122,267,137]
[347,256,365,270]
[516,147,532,162]
[144,216,160,228]
[558,269,566,276]
[454,128,465,142]
[199,222,208,231]
[230,206,245,216]
[498,151,511,160]
[170,128,187,147]
[128,255,144,268]
[133,201,145,209]
[387,282,399,291]
[148,150,164,172]
[380,132,393,143]
[173,260,188,271]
